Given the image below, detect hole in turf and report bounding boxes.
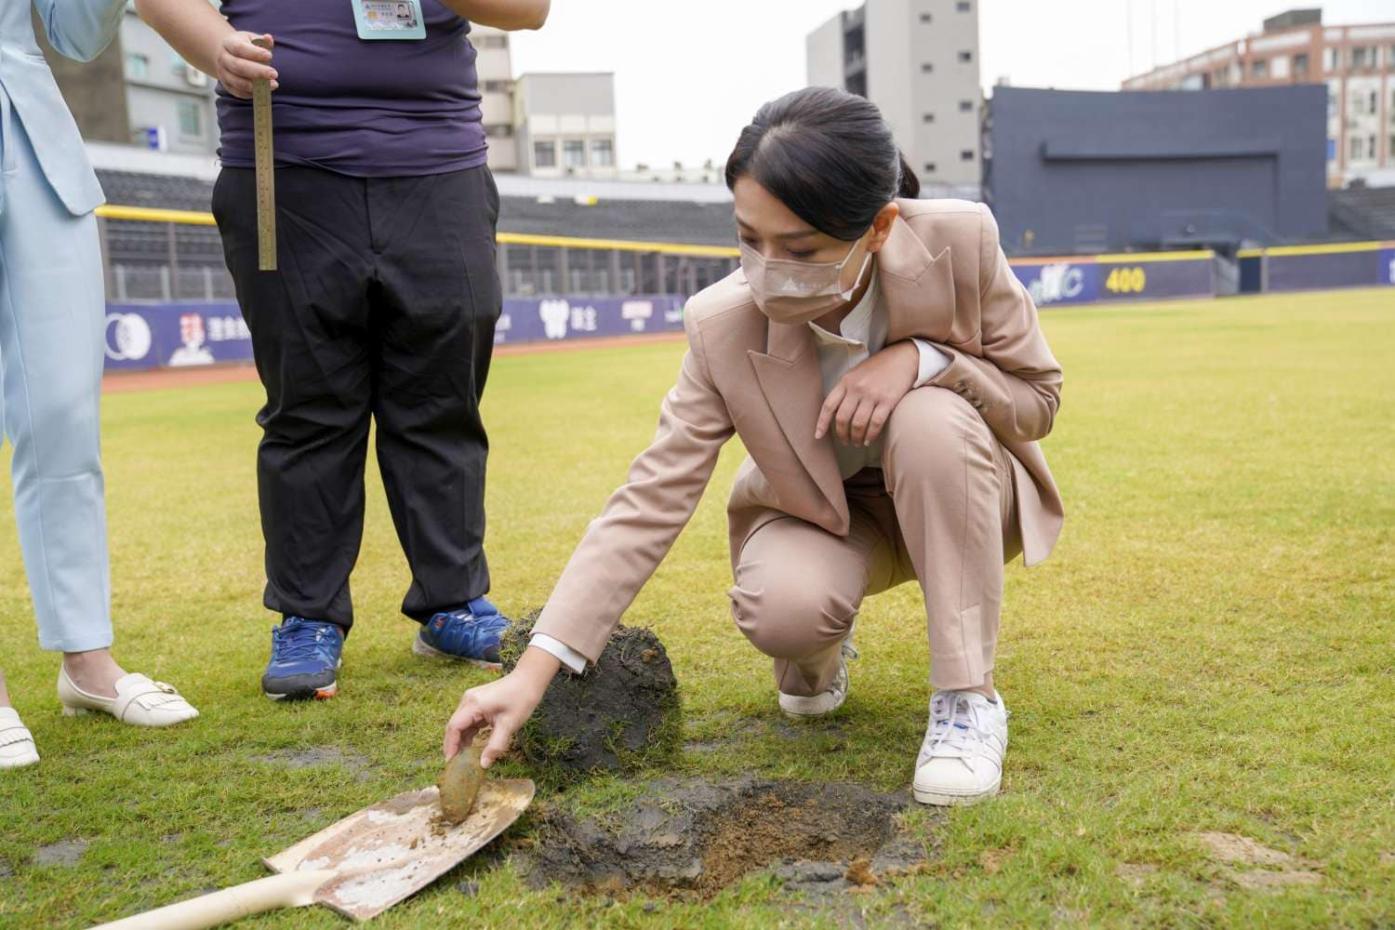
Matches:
[520,778,926,900]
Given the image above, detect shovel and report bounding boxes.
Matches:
[90,777,534,928]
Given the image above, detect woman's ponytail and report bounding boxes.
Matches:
[896,151,921,199]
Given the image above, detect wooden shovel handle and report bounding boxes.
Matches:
[89,869,334,930]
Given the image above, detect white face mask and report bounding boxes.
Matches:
[740,233,874,325]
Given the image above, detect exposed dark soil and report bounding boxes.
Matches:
[517,778,928,901]
[501,613,680,777]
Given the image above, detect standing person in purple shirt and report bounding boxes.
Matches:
[135,0,550,700]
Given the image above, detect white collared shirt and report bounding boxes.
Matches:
[808,273,949,479]
[531,270,949,675]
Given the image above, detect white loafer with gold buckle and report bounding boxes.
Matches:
[58,669,199,728]
[0,707,40,769]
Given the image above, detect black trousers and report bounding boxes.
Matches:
[211,165,500,630]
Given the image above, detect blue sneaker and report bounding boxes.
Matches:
[262,617,344,701]
[413,598,510,670]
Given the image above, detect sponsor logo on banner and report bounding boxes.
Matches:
[105,312,153,362]
[169,313,215,367]
[206,315,251,342]
[539,299,569,339]
[1028,264,1085,305]
[621,300,654,332]
[569,305,598,333]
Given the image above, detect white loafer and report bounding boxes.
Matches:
[0,707,40,770]
[58,669,199,728]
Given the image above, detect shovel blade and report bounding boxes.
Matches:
[263,779,534,921]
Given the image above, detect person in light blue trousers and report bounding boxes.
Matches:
[0,0,197,771]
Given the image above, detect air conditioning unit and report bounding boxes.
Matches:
[185,64,208,87]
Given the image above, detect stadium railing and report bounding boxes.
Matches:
[93,205,742,303]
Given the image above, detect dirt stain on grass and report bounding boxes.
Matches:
[32,839,88,868]
[1115,862,1158,887]
[519,777,929,901]
[1193,832,1323,891]
[251,747,375,782]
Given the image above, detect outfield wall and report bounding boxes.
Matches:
[96,208,1391,373]
[1238,241,1395,294]
[101,252,1222,372]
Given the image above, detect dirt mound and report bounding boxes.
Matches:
[501,612,680,779]
[518,778,927,900]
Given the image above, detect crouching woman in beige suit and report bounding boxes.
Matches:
[445,87,1064,806]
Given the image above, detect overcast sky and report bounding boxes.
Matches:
[509,0,1393,170]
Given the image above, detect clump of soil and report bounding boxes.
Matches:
[500,611,681,779]
[517,778,926,901]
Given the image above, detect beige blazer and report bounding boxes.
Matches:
[533,199,1064,663]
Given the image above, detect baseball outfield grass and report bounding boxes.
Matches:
[1,287,1392,929]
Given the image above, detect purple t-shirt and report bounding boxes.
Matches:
[216,0,487,176]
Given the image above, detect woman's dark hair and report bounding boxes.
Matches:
[725,86,920,241]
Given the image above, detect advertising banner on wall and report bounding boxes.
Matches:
[103,297,692,372]
[495,295,687,344]
[1007,254,1215,308]
[105,303,253,372]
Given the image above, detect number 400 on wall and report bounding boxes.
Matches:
[1104,266,1147,294]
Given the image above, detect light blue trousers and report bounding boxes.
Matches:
[0,111,112,653]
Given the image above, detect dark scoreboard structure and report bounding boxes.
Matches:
[985,85,1328,257]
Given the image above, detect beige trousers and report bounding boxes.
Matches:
[728,388,1021,695]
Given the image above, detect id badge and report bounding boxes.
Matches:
[352,0,427,40]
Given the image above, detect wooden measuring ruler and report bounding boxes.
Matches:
[251,37,276,271]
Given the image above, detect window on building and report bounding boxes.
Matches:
[125,53,149,80]
[958,50,973,63]
[923,112,936,123]
[921,62,934,73]
[1327,138,1337,161]
[1370,135,1378,160]
[1251,58,1268,78]
[482,80,510,93]
[959,100,973,112]
[563,139,586,169]
[956,1,970,11]
[533,140,557,168]
[1389,44,1395,68]
[1371,91,1379,114]
[960,149,974,161]
[590,138,615,168]
[924,162,937,173]
[1271,55,1290,79]
[176,100,201,138]
[1350,135,1363,160]
[1323,47,1338,72]
[1352,46,1376,69]
[919,12,932,22]
[1293,53,1309,78]
[485,123,514,138]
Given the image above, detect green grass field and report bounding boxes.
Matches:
[1,288,1393,929]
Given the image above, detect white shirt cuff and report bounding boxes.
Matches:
[529,633,588,674]
[911,339,951,388]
